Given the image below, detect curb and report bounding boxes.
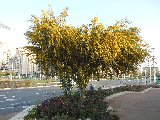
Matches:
[105,87,152,100]
[0,85,61,90]
[9,105,35,120]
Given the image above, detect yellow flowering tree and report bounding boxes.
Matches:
[25,8,149,96]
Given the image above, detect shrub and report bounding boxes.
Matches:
[24,92,119,120]
[24,80,36,87]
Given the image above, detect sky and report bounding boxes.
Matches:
[0,0,160,67]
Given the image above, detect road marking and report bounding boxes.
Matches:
[0,95,5,97]
[5,99,17,101]
[36,93,39,94]
[4,97,7,99]
[0,106,15,110]
[12,96,16,98]
[6,107,14,109]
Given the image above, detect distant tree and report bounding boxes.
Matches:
[25,8,149,96]
[0,71,11,77]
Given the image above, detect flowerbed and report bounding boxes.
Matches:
[24,91,118,120]
[24,84,160,120]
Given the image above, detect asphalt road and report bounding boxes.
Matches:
[0,86,63,116]
[0,79,148,120]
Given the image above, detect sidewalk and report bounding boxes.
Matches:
[105,88,160,120]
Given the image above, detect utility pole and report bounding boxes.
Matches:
[151,48,156,83]
[145,70,147,85]
[146,50,152,84]
[150,62,152,84]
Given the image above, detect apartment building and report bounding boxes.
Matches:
[1,50,12,70]
[0,42,10,70]
[0,47,40,78]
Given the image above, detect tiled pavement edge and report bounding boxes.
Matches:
[9,105,35,120]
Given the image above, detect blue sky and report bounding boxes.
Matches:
[0,0,160,67]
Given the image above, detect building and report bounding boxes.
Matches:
[0,42,9,69]
[1,50,12,70]
[0,47,40,79]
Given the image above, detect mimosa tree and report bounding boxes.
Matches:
[25,8,149,96]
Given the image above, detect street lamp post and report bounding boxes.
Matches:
[150,63,152,84]
[151,48,156,83]
[20,52,24,79]
[147,55,152,84]
[9,58,14,89]
[144,70,147,85]
[10,59,14,81]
